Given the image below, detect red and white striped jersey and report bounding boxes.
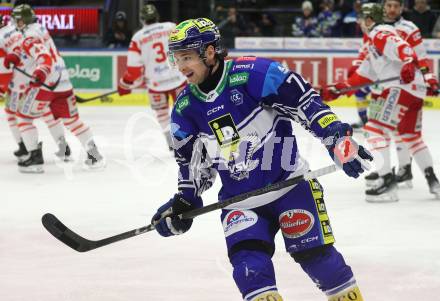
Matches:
[356,24,426,98]
[0,23,29,92]
[352,33,370,66]
[0,24,13,92]
[18,23,72,92]
[126,22,186,92]
[354,18,429,71]
[392,17,429,70]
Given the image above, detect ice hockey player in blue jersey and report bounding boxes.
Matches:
[151,18,373,301]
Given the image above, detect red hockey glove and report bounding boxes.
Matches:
[423,73,439,96]
[321,82,350,102]
[3,53,21,69]
[29,68,47,88]
[117,78,133,96]
[400,61,416,84]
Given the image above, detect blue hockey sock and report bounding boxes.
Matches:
[230,250,277,300]
[358,108,368,124]
[296,245,354,292]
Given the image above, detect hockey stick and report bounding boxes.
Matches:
[13,66,61,91]
[338,76,401,93]
[42,164,338,252]
[75,90,118,103]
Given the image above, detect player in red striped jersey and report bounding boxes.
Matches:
[118,4,187,150]
[4,5,105,173]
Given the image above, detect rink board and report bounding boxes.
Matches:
[62,40,440,109]
[68,93,440,110]
[1,39,440,108]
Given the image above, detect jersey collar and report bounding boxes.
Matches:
[190,60,232,102]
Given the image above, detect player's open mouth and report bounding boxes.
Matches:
[185,72,194,78]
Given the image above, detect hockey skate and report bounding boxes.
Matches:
[351,115,367,133]
[350,120,365,133]
[396,163,413,188]
[14,141,29,162]
[54,137,72,162]
[424,167,440,199]
[84,142,105,170]
[365,172,398,203]
[18,142,44,173]
[365,171,379,187]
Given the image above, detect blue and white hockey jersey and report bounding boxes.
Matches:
[171,57,341,208]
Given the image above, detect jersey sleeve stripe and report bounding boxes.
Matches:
[291,73,306,92]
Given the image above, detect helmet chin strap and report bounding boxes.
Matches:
[207,63,215,76]
[201,55,217,76]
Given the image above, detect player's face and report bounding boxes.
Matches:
[384,0,402,21]
[358,17,375,33]
[173,50,208,84]
[13,19,26,29]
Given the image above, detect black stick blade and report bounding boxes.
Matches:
[75,95,87,103]
[41,213,96,252]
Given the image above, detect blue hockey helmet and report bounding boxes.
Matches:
[168,18,227,66]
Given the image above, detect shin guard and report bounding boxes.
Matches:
[293,245,354,292]
[230,250,277,301]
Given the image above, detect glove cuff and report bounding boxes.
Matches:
[119,77,133,89]
[177,192,203,210]
[423,72,437,82]
[322,122,352,149]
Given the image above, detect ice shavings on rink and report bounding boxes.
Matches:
[1,106,439,301]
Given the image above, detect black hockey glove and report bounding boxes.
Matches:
[151,194,201,237]
[324,122,373,178]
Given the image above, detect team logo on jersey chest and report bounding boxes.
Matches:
[175,96,190,115]
[229,72,249,87]
[230,89,243,106]
[208,114,240,146]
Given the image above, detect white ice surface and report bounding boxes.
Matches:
[1,106,439,301]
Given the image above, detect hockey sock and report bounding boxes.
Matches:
[153,105,170,132]
[294,245,354,292]
[230,250,277,301]
[17,115,39,151]
[358,107,368,124]
[150,93,171,143]
[326,280,364,301]
[42,109,65,143]
[5,108,22,144]
[400,133,433,172]
[412,148,434,173]
[394,133,412,167]
[355,88,369,124]
[364,123,391,176]
[63,115,92,148]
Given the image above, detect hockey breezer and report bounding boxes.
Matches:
[13,66,61,91]
[42,164,337,252]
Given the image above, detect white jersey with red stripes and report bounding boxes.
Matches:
[0,24,13,92]
[391,17,429,70]
[356,24,426,99]
[127,22,186,92]
[352,33,370,66]
[0,23,31,92]
[18,22,72,92]
[355,18,429,69]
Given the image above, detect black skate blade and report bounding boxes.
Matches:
[42,213,95,252]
